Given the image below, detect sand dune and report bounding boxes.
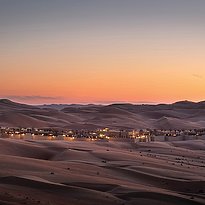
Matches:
[153,116,202,129]
[0,138,205,205]
[1,99,205,129]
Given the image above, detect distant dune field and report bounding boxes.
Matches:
[1,99,205,129]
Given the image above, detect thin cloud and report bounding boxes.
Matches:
[134,101,157,105]
[2,95,63,101]
[192,74,203,79]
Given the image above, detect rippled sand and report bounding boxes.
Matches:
[0,138,205,205]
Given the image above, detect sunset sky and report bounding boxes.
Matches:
[1,0,205,104]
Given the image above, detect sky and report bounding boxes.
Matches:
[0,0,205,104]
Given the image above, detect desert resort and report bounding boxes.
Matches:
[1,127,205,142]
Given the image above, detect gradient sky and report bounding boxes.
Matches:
[1,0,205,104]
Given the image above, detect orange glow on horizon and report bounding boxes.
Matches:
[1,1,205,104]
[1,27,205,104]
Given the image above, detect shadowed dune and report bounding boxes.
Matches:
[0,138,205,205]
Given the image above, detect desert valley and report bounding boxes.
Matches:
[0,99,205,205]
[1,1,205,204]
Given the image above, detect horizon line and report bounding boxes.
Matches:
[0,98,204,106]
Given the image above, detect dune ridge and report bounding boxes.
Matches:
[1,99,205,129]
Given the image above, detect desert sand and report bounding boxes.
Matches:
[1,99,205,129]
[0,138,205,205]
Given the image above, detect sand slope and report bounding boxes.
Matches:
[0,138,205,205]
